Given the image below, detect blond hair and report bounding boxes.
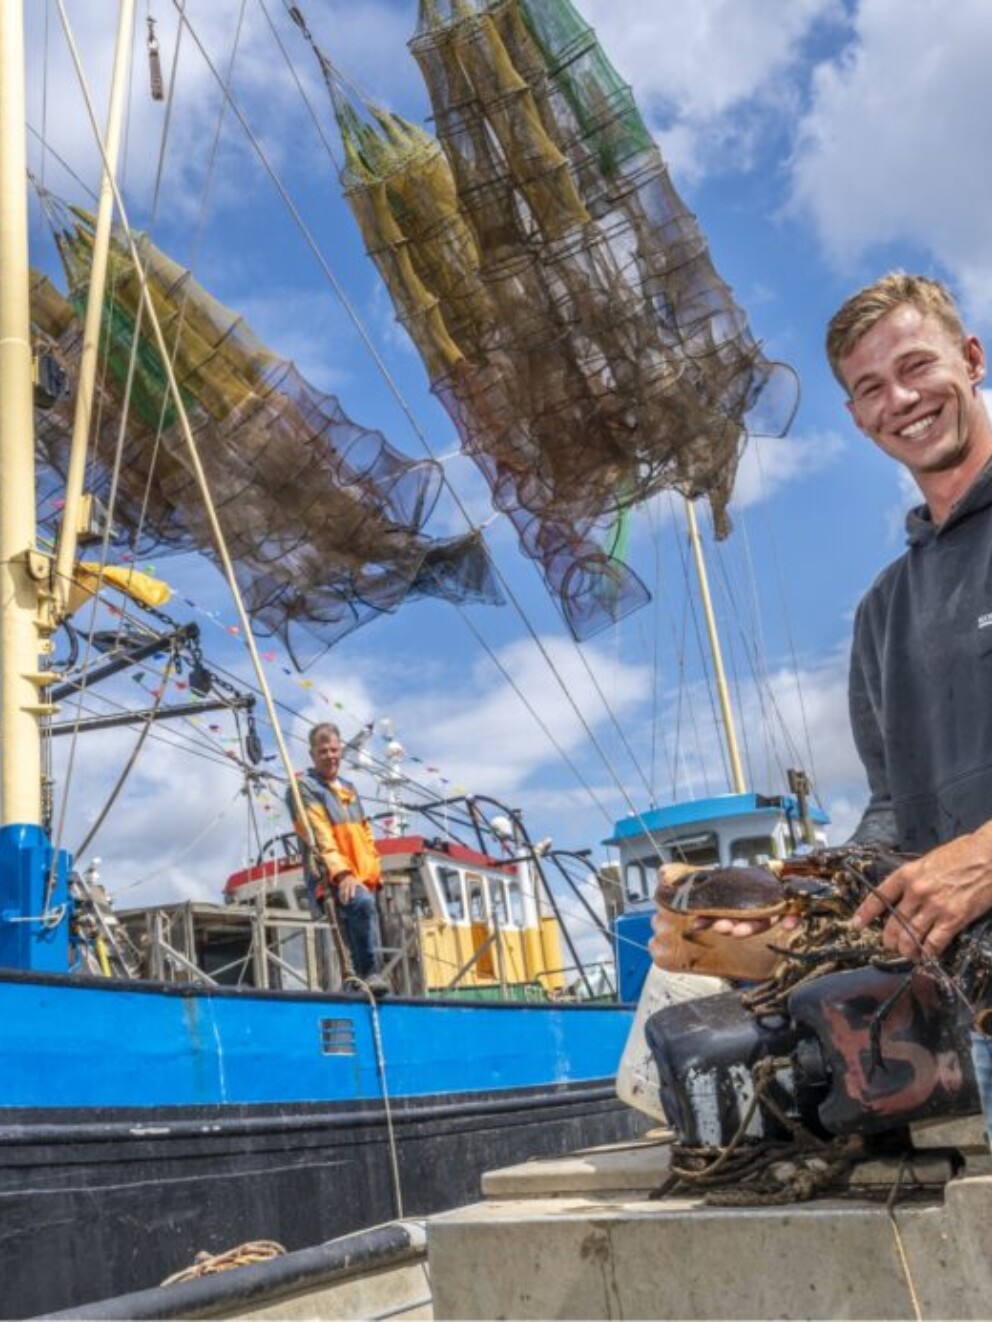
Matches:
[826,272,966,389]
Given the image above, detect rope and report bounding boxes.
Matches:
[359,982,405,1219]
[885,1154,924,1322]
[160,1240,286,1287]
[653,1055,860,1208]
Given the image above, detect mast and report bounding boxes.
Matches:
[684,498,746,794]
[0,0,48,826]
[0,0,70,974]
[53,0,136,614]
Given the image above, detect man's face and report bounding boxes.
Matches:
[311,732,342,781]
[840,304,987,479]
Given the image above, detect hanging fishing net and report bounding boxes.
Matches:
[300,0,797,640]
[31,204,501,666]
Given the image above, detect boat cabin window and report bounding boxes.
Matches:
[437,866,465,922]
[269,926,310,990]
[729,834,778,866]
[409,870,432,919]
[467,875,487,922]
[624,857,661,903]
[663,832,719,868]
[199,932,253,986]
[490,880,508,927]
[506,879,524,926]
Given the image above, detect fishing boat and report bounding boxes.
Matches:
[3,0,824,1314]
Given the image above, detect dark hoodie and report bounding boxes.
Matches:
[849,459,992,850]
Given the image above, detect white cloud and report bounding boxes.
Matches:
[579,0,838,177]
[293,2,425,112]
[732,428,845,509]
[384,634,652,802]
[52,711,253,906]
[26,2,328,234]
[882,465,922,546]
[790,0,992,321]
[233,287,355,392]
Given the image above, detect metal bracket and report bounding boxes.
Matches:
[25,550,50,582]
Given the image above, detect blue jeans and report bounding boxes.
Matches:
[337,885,380,979]
[970,1032,992,1149]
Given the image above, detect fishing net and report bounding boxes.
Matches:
[305,0,798,639]
[31,206,501,666]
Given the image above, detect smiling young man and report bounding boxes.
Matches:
[826,272,992,1136]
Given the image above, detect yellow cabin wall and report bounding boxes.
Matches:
[417,917,566,992]
[539,914,566,991]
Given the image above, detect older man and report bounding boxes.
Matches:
[826,272,992,1135]
[288,722,387,990]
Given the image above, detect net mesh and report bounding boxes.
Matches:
[31,209,500,666]
[315,0,798,639]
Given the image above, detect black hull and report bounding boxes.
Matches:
[2,1084,647,1317]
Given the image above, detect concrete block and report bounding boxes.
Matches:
[429,1180,992,1320]
[910,1114,988,1152]
[482,1138,672,1198]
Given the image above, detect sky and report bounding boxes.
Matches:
[21,0,992,961]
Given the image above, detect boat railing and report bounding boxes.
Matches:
[533,959,618,1001]
[119,901,336,992]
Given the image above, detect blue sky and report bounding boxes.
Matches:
[23,0,992,943]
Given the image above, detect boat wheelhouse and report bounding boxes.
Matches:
[119,828,574,1002]
[609,792,830,1002]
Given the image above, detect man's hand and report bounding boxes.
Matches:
[336,873,365,905]
[852,827,992,958]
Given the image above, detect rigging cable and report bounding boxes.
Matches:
[40,1,50,186]
[736,507,777,781]
[713,536,815,791]
[122,784,249,892]
[41,0,306,873]
[668,492,722,795]
[169,0,674,855]
[713,510,777,784]
[39,2,143,882]
[27,128,98,202]
[643,493,682,800]
[268,0,662,818]
[72,651,175,860]
[750,436,823,797]
[46,0,258,867]
[713,538,759,790]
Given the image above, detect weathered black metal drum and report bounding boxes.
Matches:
[644,991,822,1146]
[789,965,980,1135]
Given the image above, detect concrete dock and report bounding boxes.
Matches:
[428,1125,992,1319]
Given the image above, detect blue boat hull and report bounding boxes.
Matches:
[0,971,643,1315]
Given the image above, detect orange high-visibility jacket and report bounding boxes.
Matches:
[290,770,382,895]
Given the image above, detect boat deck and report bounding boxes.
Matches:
[427,1121,992,1319]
